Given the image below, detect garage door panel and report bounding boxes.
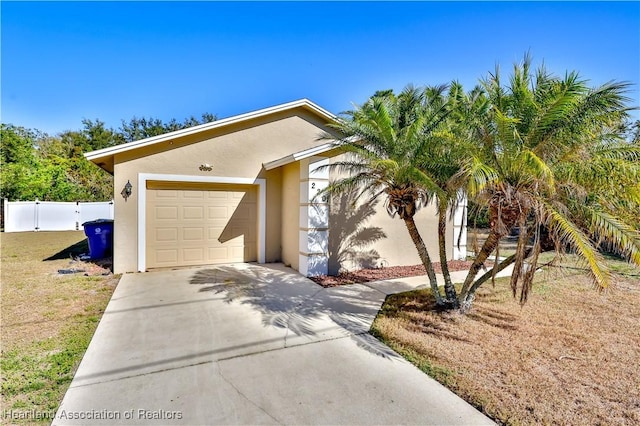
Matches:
[183,248,205,262]
[183,191,205,199]
[156,190,178,198]
[146,182,257,269]
[208,206,228,219]
[209,247,229,261]
[156,228,178,242]
[231,207,250,220]
[208,191,229,199]
[209,219,229,229]
[224,234,243,245]
[183,227,204,241]
[207,227,224,239]
[232,227,249,239]
[156,249,178,264]
[183,206,204,220]
[156,206,178,220]
[230,246,244,259]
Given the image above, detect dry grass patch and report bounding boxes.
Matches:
[372,261,640,425]
[1,231,118,423]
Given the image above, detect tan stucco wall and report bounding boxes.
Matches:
[113,111,333,178]
[362,200,442,268]
[264,168,282,263]
[280,162,300,270]
[112,170,138,273]
[111,110,334,273]
[327,153,453,274]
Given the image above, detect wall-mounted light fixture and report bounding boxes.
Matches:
[121,180,133,201]
[199,163,213,172]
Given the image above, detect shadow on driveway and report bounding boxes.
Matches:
[188,263,398,358]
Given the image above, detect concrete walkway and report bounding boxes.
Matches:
[54,263,502,425]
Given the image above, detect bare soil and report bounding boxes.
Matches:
[372,263,640,425]
[310,260,473,287]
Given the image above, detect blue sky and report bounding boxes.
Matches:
[2,1,639,135]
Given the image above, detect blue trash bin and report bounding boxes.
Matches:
[82,219,114,259]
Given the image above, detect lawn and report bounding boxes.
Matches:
[1,231,118,424]
[372,255,640,425]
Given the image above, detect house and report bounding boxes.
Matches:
[85,99,467,275]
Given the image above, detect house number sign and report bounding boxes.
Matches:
[310,181,328,203]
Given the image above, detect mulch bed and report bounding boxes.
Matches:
[309,260,473,288]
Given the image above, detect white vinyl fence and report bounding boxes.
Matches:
[3,199,114,232]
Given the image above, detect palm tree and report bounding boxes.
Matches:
[322,86,451,306]
[409,82,480,307]
[456,55,640,312]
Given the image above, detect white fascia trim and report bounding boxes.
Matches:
[263,142,337,170]
[86,99,337,161]
[137,173,266,272]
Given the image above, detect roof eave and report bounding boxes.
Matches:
[84,98,338,166]
[263,142,340,170]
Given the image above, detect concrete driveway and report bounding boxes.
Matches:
[54,263,493,425]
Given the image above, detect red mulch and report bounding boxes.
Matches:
[309,260,473,288]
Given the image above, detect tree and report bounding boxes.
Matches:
[0,124,41,165]
[627,120,640,144]
[1,125,45,200]
[37,120,120,201]
[322,86,451,306]
[455,55,640,311]
[80,119,125,151]
[119,113,216,142]
[406,82,472,307]
[322,56,639,314]
[1,112,217,202]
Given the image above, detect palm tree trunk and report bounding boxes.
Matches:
[459,244,534,312]
[457,228,501,309]
[404,217,444,305]
[458,200,520,312]
[509,213,529,297]
[438,202,459,307]
[459,253,517,312]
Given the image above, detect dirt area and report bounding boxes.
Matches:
[372,262,640,425]
[310,260,473,287]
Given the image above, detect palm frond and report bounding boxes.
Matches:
[587,208,640,266]
[313,159,371,176]
[529,77,584,150]
[543,201,610,290]
[516,149,555,191]
[318,172,382,204]
[458,156,499,197]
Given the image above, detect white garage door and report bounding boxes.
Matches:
[146,181,257,269]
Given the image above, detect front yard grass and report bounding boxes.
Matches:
[1,231,118,424]
[372,256,640,425]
